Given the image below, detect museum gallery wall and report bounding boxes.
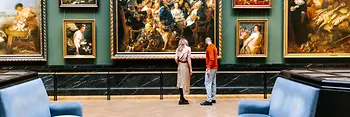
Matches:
[5,0,350,63]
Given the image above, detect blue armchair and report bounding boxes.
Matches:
[0,78,82,117]
[238,77,320,117]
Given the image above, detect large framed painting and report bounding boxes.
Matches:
[63,19,95,59]
[236,19,268,58]
[0,0,46,61]
[60,0,98,8]
[284,0,350,58]
[233,0,272,9]
[110,0,222,59]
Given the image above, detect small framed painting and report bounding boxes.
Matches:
[236,19,268,58]
[60,0,98,8]
[233,0,272,9]
[63,19,95,59]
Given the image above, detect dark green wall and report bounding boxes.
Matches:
[47,0,284,65]
[47,0,111,65]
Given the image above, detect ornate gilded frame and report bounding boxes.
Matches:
[236,19,268,58]
[63,19,96,59]
[59,0,98,8]
[233,0,272,9]
[0,0,47,61]
[284,0,350,58]
[110,0,222,60]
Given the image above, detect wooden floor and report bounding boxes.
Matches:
[53,95,268,117]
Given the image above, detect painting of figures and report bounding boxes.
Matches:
[110,0,222,59]
[284,0,350,58]
[236,19,268,57]
[0,0,46,61]
[63,20,95,58]
[60,0,98,7]
[233,0,272,8]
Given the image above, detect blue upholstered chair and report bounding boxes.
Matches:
[0,78,83,117]
[238,77,320,117]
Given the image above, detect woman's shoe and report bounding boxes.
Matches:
[179,100,189,105]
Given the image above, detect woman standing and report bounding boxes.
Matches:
[175,38,192,105]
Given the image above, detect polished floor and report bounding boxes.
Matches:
[55,96,267,117]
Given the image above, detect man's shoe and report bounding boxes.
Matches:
[179,100,189,105]
[200,101,212,106]
[212,100,216,103]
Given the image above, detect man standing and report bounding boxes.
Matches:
[200,37,218,106]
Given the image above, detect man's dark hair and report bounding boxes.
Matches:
[255,24,262,31]
[15,3,23,9]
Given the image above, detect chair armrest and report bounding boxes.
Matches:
[238,100,270,115]
[50,102,82,117]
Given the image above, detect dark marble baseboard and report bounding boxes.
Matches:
[39,72,278,96]
[2,63,350,72]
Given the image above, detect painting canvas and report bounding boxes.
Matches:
[63,19,95,58]
[0,0,46,61]
[284,0,350,58]
[233,0,272,9]
[110,0,222,59]
[236,19,268,57]
[60,0,98,7]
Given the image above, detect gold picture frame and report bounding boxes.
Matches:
[60,0,98,8]
[236,19,268,58]
[284,0,350,58]
[0,0,47,61]
[63,19,96,59]
[233,0,272,9]
[110,0,222,60]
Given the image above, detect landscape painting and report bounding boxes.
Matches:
[284,0,350,58]
[0,0,46,61]
[110,0,222,59]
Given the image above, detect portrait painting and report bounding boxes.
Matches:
[0,0,46,61]
[233,0,272,9]
[284,0,350,58]
[60,0,98,7]
[236,19,268,57]
[110,0,222,59]
[63,19,95,58]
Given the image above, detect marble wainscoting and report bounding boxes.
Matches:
[38,71,279,96]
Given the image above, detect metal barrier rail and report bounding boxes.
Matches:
[38,71,280,101]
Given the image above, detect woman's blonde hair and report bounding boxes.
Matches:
[177,38,188,52]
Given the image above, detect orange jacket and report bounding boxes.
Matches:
[206,44,218,69]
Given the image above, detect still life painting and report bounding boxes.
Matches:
[111,0,222,59]
[60,0,98,7]
[284,0,350,58]
[63,19,95,58]
[0,0,46,61]
[233,0,272,9]
[236,19,268,57]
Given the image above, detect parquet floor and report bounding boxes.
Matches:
[55,99,266,117]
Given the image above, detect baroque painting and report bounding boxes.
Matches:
[110,0,222,59]
[284,0,350,58]
[236,19,268,57]
[63,20,95,58]
[60,0,98,7]
[0,0,46,61]
[233,0,272,9]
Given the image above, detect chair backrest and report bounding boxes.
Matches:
[0,78,51,117]
[269,77,319,117]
